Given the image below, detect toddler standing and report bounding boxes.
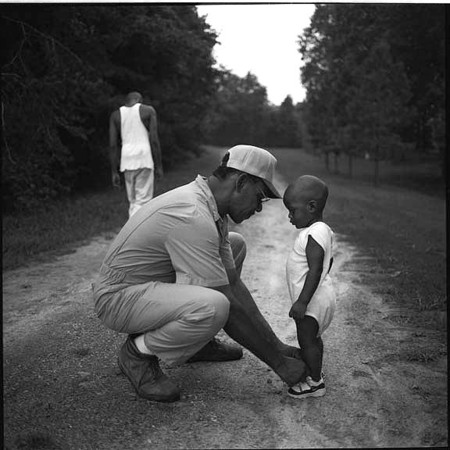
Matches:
[283,175,336,399]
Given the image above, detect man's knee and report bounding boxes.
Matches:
[208,291,230,328]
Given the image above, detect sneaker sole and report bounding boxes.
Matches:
[287,387,326,399]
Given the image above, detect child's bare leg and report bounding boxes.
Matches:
[300,335,323,377]
[312,336,323,381]
[296,316,322,381]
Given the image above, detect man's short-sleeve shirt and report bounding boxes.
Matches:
[101,175,234,287]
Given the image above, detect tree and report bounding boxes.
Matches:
[298,4,444,178]
[1,4,218,212]
[347,38,413,184]
[275,96,302,148]
[203,69,270,146]
[384,4,445,153]
[1,6,112,210]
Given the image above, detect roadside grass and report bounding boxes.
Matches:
[403,344,447,363]
[3,145,446,335]
[320,151,445,198]
[3,190,129,270]
[2,147,221,271]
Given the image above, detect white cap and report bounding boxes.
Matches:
[225,145,281,199]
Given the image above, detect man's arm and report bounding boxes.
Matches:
[167,218,304,385]
[214,273,307,387]
[289,235,324,321]
[145,105,163,180]
[109,110,121,188]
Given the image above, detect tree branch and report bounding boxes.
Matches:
[1,14,91,70]
[1,101,17,165]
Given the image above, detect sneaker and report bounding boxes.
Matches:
[306,375,326,396]
[118,336,180,402]
[187,338,243,363]
[307,375,325,385]
[288,377,326,399]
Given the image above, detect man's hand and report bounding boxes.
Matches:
[112,171,121,188]
[279,343,302,360]
[289,300,307,321]
[276,355,307,386]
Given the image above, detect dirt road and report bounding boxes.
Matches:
[3,174,447,449]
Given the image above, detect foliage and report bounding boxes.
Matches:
[1,4,218,212]
[384,5,446,153]
[202,69,303,148]
[202,69,269,146]
[2,143,222,271]
[265,96,302,148]
[1,7,110,210]
[298,4,445,177]
[346,38,414,170]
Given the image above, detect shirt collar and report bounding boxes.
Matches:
[195,175,222,222]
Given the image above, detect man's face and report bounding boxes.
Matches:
[228,176,269,224]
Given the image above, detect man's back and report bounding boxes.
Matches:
[100,175,233,287]
[119,103,153,171]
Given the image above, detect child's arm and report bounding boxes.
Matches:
[289,235,324,321]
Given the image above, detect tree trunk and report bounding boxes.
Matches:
[334,152,339,174]
[348,153,353,178]
[324,152,329,172]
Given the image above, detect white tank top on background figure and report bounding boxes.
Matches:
[119,103,154,172]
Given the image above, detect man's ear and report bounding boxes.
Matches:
[307,200,317,212]
[235,173,249,192]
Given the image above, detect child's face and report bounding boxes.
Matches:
[283,191,311,229]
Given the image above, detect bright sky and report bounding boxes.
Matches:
[196,3,316,105]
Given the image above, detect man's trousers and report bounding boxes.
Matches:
[93,232,246,366]
[124,168,154,217]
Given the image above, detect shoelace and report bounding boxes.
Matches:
[147,356,164,379]
[209,338,220,349]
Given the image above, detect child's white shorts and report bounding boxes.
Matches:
[304,279,336,336]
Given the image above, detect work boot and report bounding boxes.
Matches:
[187,338,243,363]
[118,336,180,402]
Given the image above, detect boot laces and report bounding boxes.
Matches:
[148,356,164,378]
[210,337,221,349]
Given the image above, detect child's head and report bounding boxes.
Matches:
[283,175,329,229]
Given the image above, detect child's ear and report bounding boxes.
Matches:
[307,200,317,212]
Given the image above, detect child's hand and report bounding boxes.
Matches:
[289,301,307,321]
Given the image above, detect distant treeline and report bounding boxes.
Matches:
[203,70,303,149]
[1,4,445,212]
[299,4,445,182]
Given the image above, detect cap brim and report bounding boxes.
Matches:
[262,180,282,199]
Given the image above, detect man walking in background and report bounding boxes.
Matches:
[109,91,163,217]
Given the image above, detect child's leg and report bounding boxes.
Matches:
[296,316,323,382]
[313,335,324,382]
